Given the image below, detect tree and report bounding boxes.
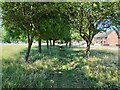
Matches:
[68,2,119,57]
[1,2,40,62]
[39,3,71,48]
[2,2,119,61]
[71,29,83,42]
[1,2,71,61]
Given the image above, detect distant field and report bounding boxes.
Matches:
[1,44,119,88]
[1,44,38,59]
[1,44,27,59]
[1,44,119,59]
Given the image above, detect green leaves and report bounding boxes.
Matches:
[93,3,97,7]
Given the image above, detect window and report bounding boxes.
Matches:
[104,41,106,44]
[105,37,107,39]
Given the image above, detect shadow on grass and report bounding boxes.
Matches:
[3,58,119,89]
[19,45,85,63]
[2,58,99,88]
[90,49,119,67]
[90,49,117,58]
[2,45,120,89]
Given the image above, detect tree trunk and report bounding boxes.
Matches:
[50,39,52,46]
[69,40,71,48]
[86,42,91,58]
[38,39,42,53]
[53,40,55,46]
[47,40,49,48]
[65,40,68,47]
[25,40,33,62]
[66,43,68,47]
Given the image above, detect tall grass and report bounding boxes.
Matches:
[1,44,120,89]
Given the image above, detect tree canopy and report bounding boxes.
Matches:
[1,2,119,61]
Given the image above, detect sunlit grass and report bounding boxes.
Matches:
[1,44,27,59]
[1,44,120,89]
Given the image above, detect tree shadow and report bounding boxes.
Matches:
[90,49,119,67]
[90,49,118,59]
[19,45,85,63]
[3,57,119,89]
[2,45,120,89]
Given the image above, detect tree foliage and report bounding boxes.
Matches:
[67,2,119,57]
[1,2,119,61]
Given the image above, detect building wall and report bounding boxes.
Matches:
[92,38,96,44]
[101,37,105,45]
[92,37,101,44]
[92,31,120,46]
[107,31,119,45]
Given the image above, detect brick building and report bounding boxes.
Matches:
[92,30,120,46]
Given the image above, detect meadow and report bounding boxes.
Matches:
[1,44,120,89]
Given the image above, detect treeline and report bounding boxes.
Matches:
[1,2,119,62]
